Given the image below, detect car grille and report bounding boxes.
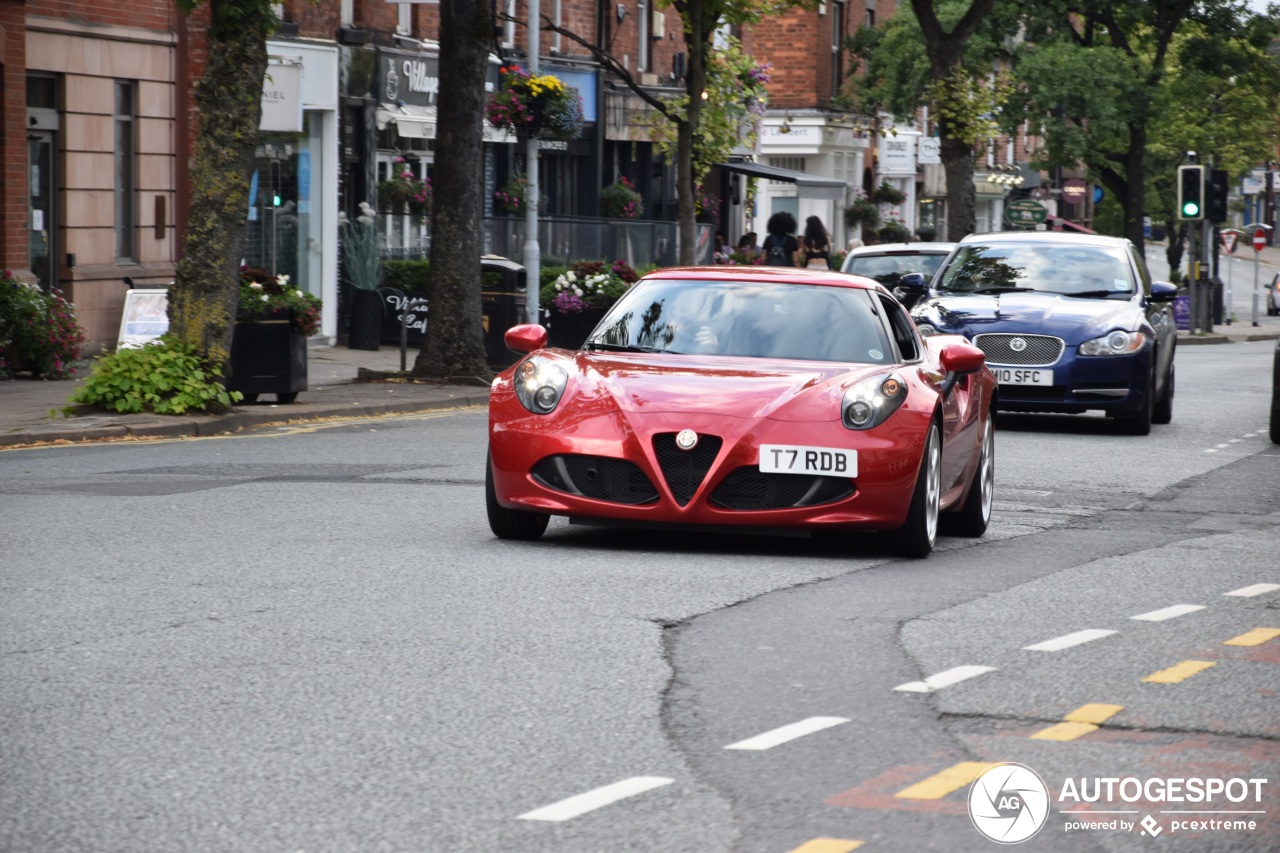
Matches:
[973,333,1063,366]
[653,433,724,507]
[532,455,659,505]
[710,468,855,510]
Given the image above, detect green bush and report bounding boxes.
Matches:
[68,334,240,415]
[0,273,86,379]
[382,260,430,294]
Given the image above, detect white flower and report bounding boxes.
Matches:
[567,271,577,282]
[574,288,583,297]
[249,282,263,290]
[296,290,305,298]
[276,274,290,285]
[356,214,374,225]
[555,282,564,291]
[358,201,375,215]
[261,294,270,302]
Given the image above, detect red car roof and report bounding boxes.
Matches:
[640,265,884,292]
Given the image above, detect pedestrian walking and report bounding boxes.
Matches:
[762,212,799,267]
[802,215,833,269]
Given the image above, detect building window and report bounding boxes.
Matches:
[397,2,411,35]
[638,0,650,71]
[552,0,562,53]
[831,1,845,99]
[503,0,516,47]
[340,0,353,27]
[114,81,136,262]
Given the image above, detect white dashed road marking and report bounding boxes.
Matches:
[1024,629,1118,652]
[1225,583,1280,598]
[724,716,850,751]
[1131,604,1205,622]
[517,776,674,822]
[894,665,996,693]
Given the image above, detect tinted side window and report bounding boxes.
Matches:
[878,294,920,362]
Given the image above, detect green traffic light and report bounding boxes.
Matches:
[1182,201,1199,216]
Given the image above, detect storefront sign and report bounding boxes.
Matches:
[917,137,941,165]
[1004,199,1049,226]
[378,49,440,108]
[260,60,302,132]
[118,289,170,349]
[879,136,916,175]
[1062,179,1088,204]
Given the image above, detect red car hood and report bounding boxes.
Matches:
[566,352,889,422]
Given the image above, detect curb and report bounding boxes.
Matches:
[0,394,491,450]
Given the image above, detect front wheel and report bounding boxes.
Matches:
[943,415,993,538]
[1116,368,1154,436]
[882,422,941,558]
[486,452,550,540]
[1152,365,1174,425]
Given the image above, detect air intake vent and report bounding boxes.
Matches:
[652,433,723,507]
[532,455,659,505]
[711,468,854,510]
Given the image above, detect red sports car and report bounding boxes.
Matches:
[486,266,996,557]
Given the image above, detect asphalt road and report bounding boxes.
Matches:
[1,341,1276,853]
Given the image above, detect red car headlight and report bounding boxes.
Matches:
[514,356,568,414]
[842,372,907,430]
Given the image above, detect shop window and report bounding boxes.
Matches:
[114,81,137,262]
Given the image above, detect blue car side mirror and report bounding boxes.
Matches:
[1149,281,1179,303]
[899,272,927,292]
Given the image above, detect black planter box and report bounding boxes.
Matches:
[546,307,608,350]
[228,319,308,403]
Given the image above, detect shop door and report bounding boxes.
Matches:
[28,130,57,290]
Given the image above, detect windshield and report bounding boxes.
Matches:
[586,279,893,364]
[936,243,1135,297]
[845,253,948,287]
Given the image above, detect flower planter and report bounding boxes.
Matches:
[546,307,608,350]
[228,314,308,403]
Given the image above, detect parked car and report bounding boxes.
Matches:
[900,232,1178,435]
[1266,271,1279,316]
[487,266,997,557]
[840,242,956,307]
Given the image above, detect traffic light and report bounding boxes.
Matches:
[1206,169,1228,223]
[1177,165,1204,220]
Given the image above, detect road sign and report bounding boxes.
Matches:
[1221,230,1239,254]
[1253,227,1269,252]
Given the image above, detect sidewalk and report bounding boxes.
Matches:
[0,345,492,449]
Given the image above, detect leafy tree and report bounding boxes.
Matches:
[540,0,810,264]
[412,0,493,381]
[845,0,1000,241]
[1007,0,1280,257]
[169,0,276,366]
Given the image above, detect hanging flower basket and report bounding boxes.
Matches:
[872,182,906,206]
[844,196,881,230]
[486,66,584,140]
[494,171,528,215]
[377,160,431,217]
[601,176,644,219]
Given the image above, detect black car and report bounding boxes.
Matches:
[900,232,1178,435]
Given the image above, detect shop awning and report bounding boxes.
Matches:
[376,104,437,140]
[715,160,846,201]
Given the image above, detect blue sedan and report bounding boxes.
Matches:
[900,232,1178,435]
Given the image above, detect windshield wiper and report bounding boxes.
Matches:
[1058,289,1127,299]
[584,341,662,353]
[971,286,1037,294]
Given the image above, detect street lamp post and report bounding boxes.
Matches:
[523,0,541,324]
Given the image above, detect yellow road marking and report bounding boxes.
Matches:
[895,761,990,799]
[1031,721,1100,741]
[1142,660,1216,684]
[1064,703,1124,724]
[787,839,863,853]
[1224,628,1280,647]
[1031,703,1124,741]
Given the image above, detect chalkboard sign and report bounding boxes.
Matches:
[379,288,429,344]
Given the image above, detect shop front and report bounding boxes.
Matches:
[248,42,340,341]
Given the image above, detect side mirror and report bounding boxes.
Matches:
[938,342,986,397]
[898,272,928,293]
[1149,281,1179,303]
[505,323,548,354]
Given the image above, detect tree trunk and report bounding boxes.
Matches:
[941,135,976,241]
[675,10,710,266]
[168,1,271,368]
[1121,130,1148,258]
[412,0,492,382]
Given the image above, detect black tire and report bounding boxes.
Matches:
[1116,368,1154,436]
[1152,364,1174,425]
[943,415,993,538]
[276,392,299,404]
[882,422,941,558]
[240,393,259,404]
[486,452,549,540]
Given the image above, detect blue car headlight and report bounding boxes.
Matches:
[915,323,941,337]
[514,356,568,414]
[1079,330,1146,357]
[843,373,907,430]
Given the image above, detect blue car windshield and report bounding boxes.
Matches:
[586,279,894,364]
[936,244,1135,297]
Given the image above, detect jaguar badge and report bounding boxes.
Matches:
[675,429,699,451]
[1010,337,1028,352]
